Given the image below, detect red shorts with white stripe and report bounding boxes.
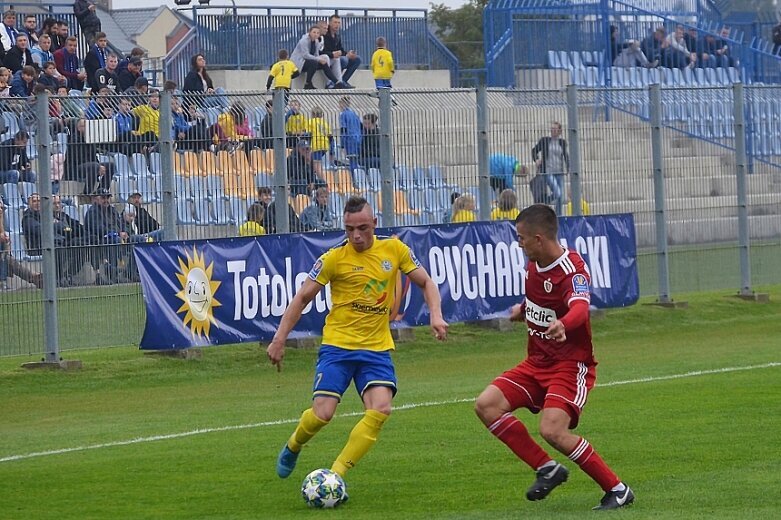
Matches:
[492,359,596,429]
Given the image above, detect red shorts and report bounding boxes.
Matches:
[492,359,596,428]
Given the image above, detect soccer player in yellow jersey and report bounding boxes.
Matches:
[268,196,448,482]
[266,49,299,105]
[370,36,394,89]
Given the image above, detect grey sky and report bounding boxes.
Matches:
[109,0,467,12]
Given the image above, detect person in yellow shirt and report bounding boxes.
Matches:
[451,194,477,223]
[370,36,394,90]
[491,189,521,221]
[269,196,448,482]
[131,89,160,151]
[238,202,266,236]
[266,49,299,106]
[307,106,334,172]
[284,99,309,143]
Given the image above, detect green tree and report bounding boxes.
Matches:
[429,0,488,69]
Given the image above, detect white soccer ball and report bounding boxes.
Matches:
[301,468,348,508]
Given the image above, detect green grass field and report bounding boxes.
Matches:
[1,289,780,519]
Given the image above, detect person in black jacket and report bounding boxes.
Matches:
[257,187,307,234]
[531,121,568,214]
[0,131,37,184]
[287,139,326,197]
[83,32,108,91]
[3,33,34,74]
[359,113,380,170]
[127,192,162,240]
[83,188,126,284]
[182,53,228,110]
[117,56,142,93]
[94,52,118,91]
[73,0,102,45]
[321,14,361,88]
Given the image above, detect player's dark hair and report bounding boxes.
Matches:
[278,49,288,60]
[516,204,558,239]
[344,196,369,215]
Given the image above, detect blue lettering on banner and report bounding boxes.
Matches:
[134,215,639,350]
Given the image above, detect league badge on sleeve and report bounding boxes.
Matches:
[409,249,422,268]
[572,273,590,295]
[309,258,324,279]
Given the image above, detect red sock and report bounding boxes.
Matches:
[567,437,621,491]
[488,413,552,470]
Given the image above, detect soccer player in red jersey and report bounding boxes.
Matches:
[474,204,634,510]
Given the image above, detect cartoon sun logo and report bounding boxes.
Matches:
[175,247,221,337]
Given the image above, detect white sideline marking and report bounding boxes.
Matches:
[1,361,778,464]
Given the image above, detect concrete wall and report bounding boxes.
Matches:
[209,69,451,91]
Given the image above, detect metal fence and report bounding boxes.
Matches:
[0,84,779,358]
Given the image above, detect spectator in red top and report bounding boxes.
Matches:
[54,36,86,90]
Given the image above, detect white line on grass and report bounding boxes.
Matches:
[1,361,778,464]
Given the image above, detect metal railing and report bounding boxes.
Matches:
[0,85,778,357]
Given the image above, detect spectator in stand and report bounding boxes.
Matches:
[0,130,36,184]
[84,32,108,91]
[59,85,84,118]
[32,35,57,71]
[0,11,19,54]
[94,52,118,91]
[172,97,210,152]
[117,47,143,75]
[531,121,568,215]
[38,18,57,43]
[288,139,326,197]
[84,87,114,119]
[22,193,85,285]
[82,152,112,195]
[266,187,307,233]
[489,153,521,194]
[285,99,308,146]
[338,96,361,172]
[73,0,102,45]
[665,25,696,69]
[54,36,86,90]
[308,106,334,171]
[127,192,162,240]
[4,34,34,74]
[256,99,275,150]
[21,15,39,48]
[359,113,380,170]
[266,48,299,105]
[613,40,658,68]
[291,25,342,90]
[0,66,9,96]
[113,95,139,155]
[51,20,69,52]
[83,188,126,285]
[608,25,622,65]
[491,189,520,221]
[451,194,477,223]
[321,14,361,89]
[182,53,228,110]
[238,202,266,237]
[117,56,142,93]
[440,191,459,223]
[370,36,394,91]
[9,65,36,97]
[123,76,149,107]
[132,89,160,151]
[213,102,254,151]
[63,117,114,186]
[707,28,736,68]
[38,61,64,91]
[300,187,338,231]
[773,21,781,56]
[641,27,668,65]
[0,202,43,290]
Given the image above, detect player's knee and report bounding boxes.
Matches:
[474,392,500,423]
[372,403,392,416]
[538,421,567,447]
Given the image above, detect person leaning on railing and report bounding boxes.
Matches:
[0,200,42,290]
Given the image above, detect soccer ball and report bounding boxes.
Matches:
[301,468,347,508]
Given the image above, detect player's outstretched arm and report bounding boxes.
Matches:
[266,278,323,372]
[408,268,448,341]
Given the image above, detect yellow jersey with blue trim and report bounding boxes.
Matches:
[309,236,421,351]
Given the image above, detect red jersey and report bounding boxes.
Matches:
[523,249,595,366]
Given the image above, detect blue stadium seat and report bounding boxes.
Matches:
[352,168,370,192]
[62,205,80,222]
[395,166,414,191]
[428,165,454,190]
[727,67,741,84]
[56,132,68,155]
[1,112,20,140]
[176,198,196,225]
[328,192,345,214]
[254,172,272,188]
[547,50,562,69]
[115,172,134,203]
[569,51,583,69]
[190,177,212,225]
[132,153,158,202]
[681,67,695,86]
[611,67,626,87]
[18,182,36,206]
[694,68,706,85]
[228,196,249,225]
[175,175,193,201]
[25,134,37,160]
[406,189,425,213]
[4,206,21,233]
[420,210,438,226]
[412,167,427,189]
[557,50,572,70]
[112,153,135,180]
[148,152,162,175]
[367,168,382,192]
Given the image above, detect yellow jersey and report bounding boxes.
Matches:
[310,236,420,351]
[451,210,476,223]
[216,112,246,141]
[269,59,298,89]
[307,117,332,152]
[238,221,266,236]
[490,208,520,221]
[132,105,160,137]
[285,113,309,135]
[370,48,395,80]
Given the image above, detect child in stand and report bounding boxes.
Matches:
[0,67,12,97]
[266,49,299,106]
[371,37,396,105]
[307,106,334,174]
